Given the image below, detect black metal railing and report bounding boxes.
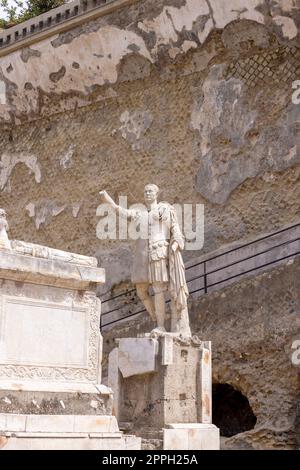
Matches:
[100,221,300,329]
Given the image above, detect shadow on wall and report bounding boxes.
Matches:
[294,391,300,449]
[212,383,257,437]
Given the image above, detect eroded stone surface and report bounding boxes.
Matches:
[0,152,41,192]
[25,200,65,229]
[119,109,153,149]
[0,0,298,124]
[164,424,220,450]
[192,64,300,204]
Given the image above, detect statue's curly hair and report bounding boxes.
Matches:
[144,184,159,193]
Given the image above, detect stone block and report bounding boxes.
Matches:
[0,243,104,388]
[164,424,220,450]
[25,414,75,433]
[0,240,142,450]
[0,414,120,434]
[118,338,158,378]
[73,415,119,433]
[198,343,212,424]
[0,414,26,432]
[0,296,89,369]
[0,435,131,450]
[110,335,215,436]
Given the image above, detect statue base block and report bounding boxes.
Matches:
[0,242,141,450]
[0,413,140,450]
[108,333,220,449]
[164,424,219,450]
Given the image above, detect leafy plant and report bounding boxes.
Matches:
[0,0,65,28]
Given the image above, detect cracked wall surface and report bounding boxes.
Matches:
[0,1,298,266]
[0,0,298,124]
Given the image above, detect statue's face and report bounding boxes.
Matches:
[144,186,158,204]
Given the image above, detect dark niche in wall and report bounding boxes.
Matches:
[212,383,257,437]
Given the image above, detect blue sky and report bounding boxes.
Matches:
[0,3,9,19]
[0,1,18,19]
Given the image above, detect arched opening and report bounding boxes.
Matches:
[212,383,257,437]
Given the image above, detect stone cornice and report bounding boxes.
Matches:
[0,247,105,289]
[0,0,139,57]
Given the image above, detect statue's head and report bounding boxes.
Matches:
[144,184,159,205]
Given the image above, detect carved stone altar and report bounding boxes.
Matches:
[0,216,140,449]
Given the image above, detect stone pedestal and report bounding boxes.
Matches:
[108,334,219,449]
[0,241,141,450]
[164,424,220,450]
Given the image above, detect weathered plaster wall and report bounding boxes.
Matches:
[0,0,299,124]
[0,1,299,296]
[102,256,300,450]
[191,257,300,450]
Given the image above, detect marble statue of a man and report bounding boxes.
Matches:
[99,185,191,336]
[0,209,11,250]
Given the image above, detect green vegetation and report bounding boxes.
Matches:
[0,0,65,28]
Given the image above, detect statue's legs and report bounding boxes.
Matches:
[152,282,168,329]
[136,283,156,322]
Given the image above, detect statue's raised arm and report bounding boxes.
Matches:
[99,190,136,219]
[99,190,118,209]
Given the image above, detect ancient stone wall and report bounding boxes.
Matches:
[0,0,299,450]
[0,0,299,296]
[102,256,300,449]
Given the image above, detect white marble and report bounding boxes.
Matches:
[0,432,141,450]
[99,186,191,336]
[118,337,158,378]
[108,347,120,419]
[0,249,105,289]
[164,424,220,450]
[0,296,88,368]
[0,217,143,450]
[0,231,104,385]
[0,380,111,394]
[199,342,212,424]
[0,413,119,433]
[162,335,174,365]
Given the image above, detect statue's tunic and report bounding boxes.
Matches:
[120,202,184,285]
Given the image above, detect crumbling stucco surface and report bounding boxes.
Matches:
[0,0,299,449]
[191,64,300,204]
[0,2,298,270]
[0,0,298,124]
[0,152,41,192]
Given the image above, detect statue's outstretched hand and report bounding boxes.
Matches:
[99,190,110,202]
[99,190,116,207]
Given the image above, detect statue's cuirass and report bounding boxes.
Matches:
[129,203,176,284]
